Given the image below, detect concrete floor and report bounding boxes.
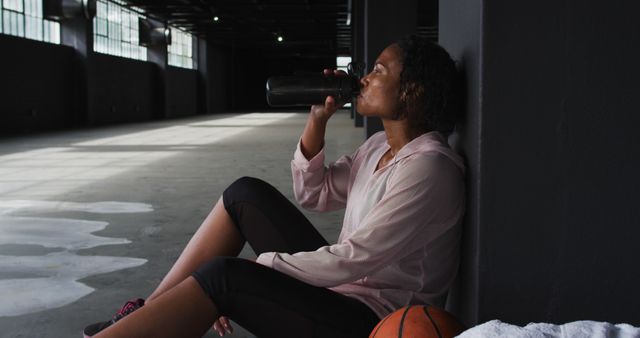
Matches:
[0,110,363,338]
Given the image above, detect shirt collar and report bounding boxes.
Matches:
[391,131,448,160]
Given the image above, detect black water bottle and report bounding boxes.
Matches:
[266,74,360,107]
[265,62,364,107]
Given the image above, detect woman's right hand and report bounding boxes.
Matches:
[301,69,347,159]
[309,69,348,123]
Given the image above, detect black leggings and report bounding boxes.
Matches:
[192,177,380,338]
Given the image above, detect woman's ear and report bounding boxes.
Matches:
[400,82,425,104]
[397,82,425,120]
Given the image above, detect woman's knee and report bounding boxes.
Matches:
[227,176,269,193]
[224,176,276,206]
[193,257,238,302]
[192,257,259,308]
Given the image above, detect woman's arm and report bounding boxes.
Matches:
[300,70,343,160]
[293,69,355,212]
[262,153,466,287]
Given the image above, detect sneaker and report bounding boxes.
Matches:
[83,298,145,338]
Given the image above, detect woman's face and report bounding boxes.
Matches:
[356,44,404,119]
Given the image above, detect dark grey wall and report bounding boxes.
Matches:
[225,47,334,111]
[441,0,640,327]
[227,47,271,110]
[2,31,209,134]
[439,0,482,326]
[89,53,157,125]
[351,0,365,128]
[1,28,333,135]
[166,66,198,118]
[0,35,77,133]
[198,41,230,115]
[361,0,418,138]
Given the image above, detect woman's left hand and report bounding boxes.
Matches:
[212,316,233,336]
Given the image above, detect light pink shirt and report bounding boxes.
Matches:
[256,131,465,318]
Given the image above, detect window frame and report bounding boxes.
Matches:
[93,0,147,61]
[0,0,59,44]
[167,27,195,69]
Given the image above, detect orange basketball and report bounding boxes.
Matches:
[369,305,466,338]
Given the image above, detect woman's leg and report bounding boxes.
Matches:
[89,176,337,337]
[221,176,329,255]
[95,277,217,338]
[193,257,380,338]
[148,176,329,301]
[147,197,244,301]
[96,258,380,338]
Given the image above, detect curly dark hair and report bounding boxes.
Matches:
[396,35,458,133]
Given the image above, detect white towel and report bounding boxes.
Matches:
[456,319,640,338]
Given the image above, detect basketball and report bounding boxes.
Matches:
[369,305,466,338]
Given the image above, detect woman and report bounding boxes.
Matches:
[84,35,465,338]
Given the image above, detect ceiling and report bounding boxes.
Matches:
[122,0,437,58]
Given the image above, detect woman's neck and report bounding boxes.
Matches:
[381,119,423,156]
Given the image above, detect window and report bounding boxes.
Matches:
[93,0,146,61]
[0,0,60,44]
[337,56,352,107]
[168,27,194,69]
[336,56,351,73]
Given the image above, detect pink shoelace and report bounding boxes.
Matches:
[113,299,145,321]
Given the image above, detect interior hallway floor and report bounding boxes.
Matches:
[0,110,363,338]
